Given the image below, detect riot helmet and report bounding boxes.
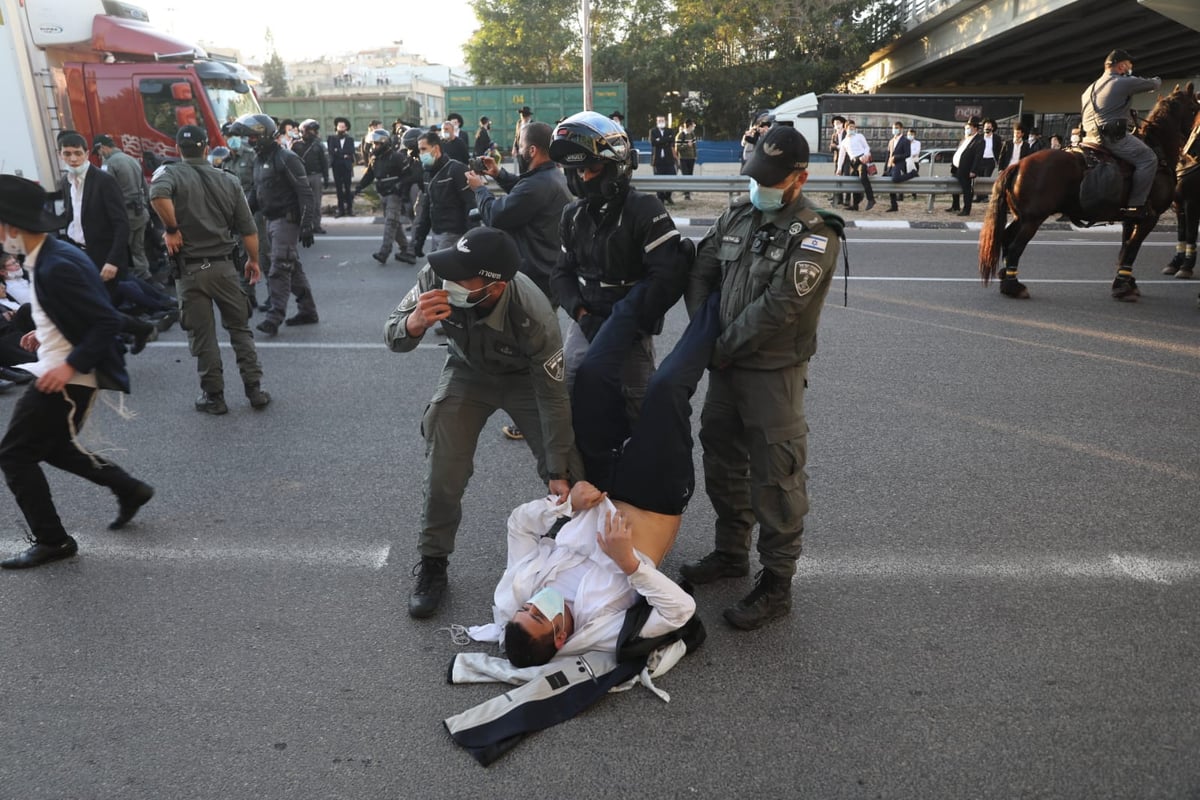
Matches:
[549,111,636,201]
[400,126,423,154]
[300,118,320,138]
[207,146,231,168]
[369,128,392,154]
[228,113,278,154]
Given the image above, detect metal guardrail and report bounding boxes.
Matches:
[628,174,997,212]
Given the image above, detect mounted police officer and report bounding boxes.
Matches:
[681,125,843,631]
[149,126,270,414]
[548,111,689,423]
[383,227,582,618]
[357,128,421,265]
[1082,48,1162,220]
[228,113,318,337]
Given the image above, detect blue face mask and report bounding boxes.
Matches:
[227,136,242,150]
[748,177,787,212]
[419,152,435,168]
[529,586,565,631]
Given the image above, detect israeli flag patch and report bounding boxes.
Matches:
[800,235,828,254]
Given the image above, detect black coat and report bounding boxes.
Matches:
[951,134,985,178]
[413,156,476,244]
[60,165,130,274]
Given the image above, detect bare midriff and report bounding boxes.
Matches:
[612,500,682,567]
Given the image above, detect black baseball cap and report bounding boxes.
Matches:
[428,227,520,282]
[91,133,116,152]
[741,125,810,186]
[1107,49,1133,65]
[177,125,208,153]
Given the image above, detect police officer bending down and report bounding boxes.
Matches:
[384,227,583,618]
[149,125,271,415]
[549,111,689,422]
[681,125,843,631]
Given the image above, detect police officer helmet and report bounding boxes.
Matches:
[550,111,635,201]
[300,118,320,135]
[370,128,392,147]
[228,113,278,153]
[207,145,231,168]
[400,126,423,153]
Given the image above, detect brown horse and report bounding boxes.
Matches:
[979,82,1199,302]
[1161,112,1200,283]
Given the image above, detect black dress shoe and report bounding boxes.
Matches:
[957,210,971,217]
[0,366,33,384]
[0,378,14,393]
[2,536,78,569]
[130,322,158,355]
[110,482,154,529]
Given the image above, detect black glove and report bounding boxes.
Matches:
[300,227,314,248]
[578,312,605,342]
[413,243,424,258]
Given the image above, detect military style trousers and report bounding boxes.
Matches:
[699,363,810,577]
[128,209,150,279]
[377,194,410,258]
[563,317,655,425]
[306,174,324,231]
[573,286,719,515]
[263,218,317,326]
[176,256,263,394]
[418,361,577,559]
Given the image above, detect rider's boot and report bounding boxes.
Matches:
[1111,268,1141,302]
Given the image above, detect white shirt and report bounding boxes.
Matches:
[17,239,98,388]
[1006,139,1022,168]
[469,496,695,658]
[2,271,31,305]
[67,169,87,245]
[982,134,996,159]
[839,131,870,160]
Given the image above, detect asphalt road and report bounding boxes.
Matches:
[1,217,1198,800]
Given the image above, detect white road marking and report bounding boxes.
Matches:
[80,541,394,569]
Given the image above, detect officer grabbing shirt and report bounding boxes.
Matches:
[384,227,583,619]
[149,126,270,415]
[680,125,843,631]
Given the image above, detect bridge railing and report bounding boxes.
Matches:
[626,174,997,213]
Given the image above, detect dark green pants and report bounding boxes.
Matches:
[176,257,263,394]
[698,364,810,577]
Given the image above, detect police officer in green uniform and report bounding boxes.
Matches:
[384,226,583,618]
[92,134,151,280]
[681,125,843,630]
[149,126,271,415]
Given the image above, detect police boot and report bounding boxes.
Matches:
[409,556,449,618]
[680,550,749,585]
[245,383,271,410]
[1162,251,1186,275]
[1176,252,1196,280]
[722,569,793,631]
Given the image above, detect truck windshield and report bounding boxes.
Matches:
[203,79,262,126]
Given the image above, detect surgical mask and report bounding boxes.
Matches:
[443,278,496,308]
[964,126,973,135]
[529,586,565,630]
[227,136,242,150]
[419,152,435,168]
[748,177,787,212]
[657,123,665,130]
[893,128,902,136]
[907,134,915,140]
[3,229,25,256]
[65,162,89,177]
[1070,134,1081,145]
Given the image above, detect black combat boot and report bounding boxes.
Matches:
[722,569,793,630]
[195,391,228,415]
[245,383,271,410]
[409,556,449,618]
[680,551,749,585]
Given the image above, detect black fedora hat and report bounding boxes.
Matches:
[0,175,68,233]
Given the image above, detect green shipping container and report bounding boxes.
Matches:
[259,96,421,134]
[444,82,627,143]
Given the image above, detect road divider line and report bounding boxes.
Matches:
[79,541,394,569]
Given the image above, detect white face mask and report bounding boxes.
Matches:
[443,278,497,308]
[964,126,973,135]
[65,161,89,177]
[1070,134,1081,145]
[893,128,902,136]
[906,133,915,140]
[657,122,666,130]
[528,586,565,633]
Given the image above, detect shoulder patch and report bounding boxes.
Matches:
[398,284,420,313]
[788,222,804,235]
[543,348,565,382]
[793,260,823,296]
[800,234,828,254]
[151,164,170,182]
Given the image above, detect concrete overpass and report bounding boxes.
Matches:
[857,0,1200,123]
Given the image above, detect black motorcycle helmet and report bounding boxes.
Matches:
[549,111,636,201]
[400,126,422,155]
[228,113,278,153]
[207,145,231,168]
[300,118,320,137]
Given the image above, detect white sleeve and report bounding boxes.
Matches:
[626,560,696,640]
[505,495,572,568]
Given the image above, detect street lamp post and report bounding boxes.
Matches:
[581,0,592,110]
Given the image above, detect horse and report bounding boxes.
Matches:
[1161,113,1200,281]
[979,82,1199,302]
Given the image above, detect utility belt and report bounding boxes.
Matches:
[126,201,145,215]
[1094,120,1128,141]
[264,208,301,224]
[173,254,233,279]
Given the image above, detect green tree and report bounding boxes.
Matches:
[263,50,290,98]
[464,0,581,84]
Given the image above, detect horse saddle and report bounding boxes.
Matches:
[1072,144,1129,219]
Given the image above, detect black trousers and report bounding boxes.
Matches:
[0,384,140,545]
[572,284,720,515]
[332,162,354,214]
